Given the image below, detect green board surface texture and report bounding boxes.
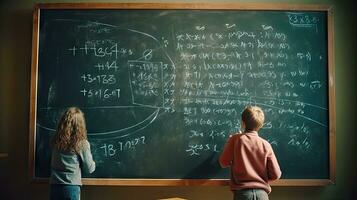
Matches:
[34,8,330,180]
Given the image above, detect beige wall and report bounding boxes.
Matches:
[1,0,357,199]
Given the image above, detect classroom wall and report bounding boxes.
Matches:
[1,0,356,199]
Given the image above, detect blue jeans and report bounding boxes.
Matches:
[234,189,269,200]
[50,184,81,200]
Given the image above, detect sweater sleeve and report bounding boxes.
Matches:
[219,135,235,168]
[79,140,96,174]
[267,144,282,181]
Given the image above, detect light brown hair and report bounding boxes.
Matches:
[241,106,265,132]
[52,107,87,153]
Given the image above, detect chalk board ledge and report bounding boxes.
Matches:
[270,179,335,186]
[80,178,335,186]
[81,178,229,186]
[29,178,335,186]
[29,178,229,186]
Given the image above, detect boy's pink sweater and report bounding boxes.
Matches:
[219,131,281,193]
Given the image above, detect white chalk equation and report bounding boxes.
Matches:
[174,22,327,156]
[37,20,176,140]
[287,12,320,33]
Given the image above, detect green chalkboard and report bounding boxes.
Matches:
[30,3,335,185]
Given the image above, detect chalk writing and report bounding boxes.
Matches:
[68,41,133,58]
[173,23,326,156]
[100,136,146,157]
[35,10,330,179]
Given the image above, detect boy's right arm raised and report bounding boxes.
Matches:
[267,144,281,181]
[219,136,235,168]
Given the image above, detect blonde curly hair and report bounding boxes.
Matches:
[52,107,87,153]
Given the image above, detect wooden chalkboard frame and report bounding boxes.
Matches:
[29,3,335,186]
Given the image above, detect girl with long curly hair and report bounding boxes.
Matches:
[50,107,95,200]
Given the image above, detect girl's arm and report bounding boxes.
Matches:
[79,140,96,174]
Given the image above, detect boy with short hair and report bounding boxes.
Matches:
[220,106,281,200]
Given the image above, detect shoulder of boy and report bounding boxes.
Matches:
[229,131,242,138]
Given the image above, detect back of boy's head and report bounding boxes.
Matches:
[241,106,265,132]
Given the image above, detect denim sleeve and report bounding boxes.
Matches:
[78,140,96,174]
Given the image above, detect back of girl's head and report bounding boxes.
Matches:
[241,106,265,132]
[52,107,87,153]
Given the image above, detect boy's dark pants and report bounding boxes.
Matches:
[234,189,269,200]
